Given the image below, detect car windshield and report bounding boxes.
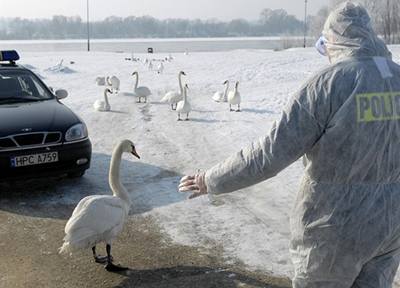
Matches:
[0,70,53,104]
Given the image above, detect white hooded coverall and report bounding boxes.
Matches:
[204,2,400,287]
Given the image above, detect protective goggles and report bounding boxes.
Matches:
[315,36,328,56]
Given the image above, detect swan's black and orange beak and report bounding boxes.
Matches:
[131,145,140,159]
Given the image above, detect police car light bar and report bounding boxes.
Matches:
[0,50,20,63]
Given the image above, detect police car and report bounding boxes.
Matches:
[0,50,92,180]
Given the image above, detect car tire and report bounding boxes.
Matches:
[67,171,85,178]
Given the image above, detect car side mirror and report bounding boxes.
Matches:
[55,89,68,100]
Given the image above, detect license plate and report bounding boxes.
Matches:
[10,152,59,168]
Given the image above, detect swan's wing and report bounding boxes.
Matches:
[161,91,177,102]
[227,91,234,102]
[176,100,184,111]
[137,86,152,96]
[95,77,106,86]
[111,77,120,88]
[213,92,223,102]
[93,100,105,111]
[170,92,183,103]
[64,196,127,244]
[69,195,94,220]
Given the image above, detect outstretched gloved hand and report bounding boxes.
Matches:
[178,172,208,199]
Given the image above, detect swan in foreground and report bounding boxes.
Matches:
[106,76,120,94]
[161,71,186,110]
[131,71,152,103]
[212,80,229,102]
[59,139,140,272]
[93,88,112,112]
[228,81,241,112]
[176,84,191,121]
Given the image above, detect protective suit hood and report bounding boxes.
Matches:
[322,1,392,63]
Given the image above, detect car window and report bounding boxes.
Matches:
[0,70,53,103]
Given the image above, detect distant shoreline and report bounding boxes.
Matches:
[0,37,315,53]
[0,36,310,44]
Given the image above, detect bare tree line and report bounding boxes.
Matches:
[0,8,303,40]
[310,0,400,44]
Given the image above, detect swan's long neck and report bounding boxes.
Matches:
[178,73,183,94]
[104,90,110,106]
[223,82,229,97]
[134,73,139,90]
[183,87,187,103]
[109,145,131,205]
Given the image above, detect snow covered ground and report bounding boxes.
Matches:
[16,46,400,284]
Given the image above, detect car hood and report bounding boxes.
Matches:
[0,99,80,137]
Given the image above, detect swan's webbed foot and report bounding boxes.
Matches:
[235,109,241,112]
[104,244,127,272]
[185,113,190,121]
[92,246,113,264]
[105,262,128,272]
[94,255,109,264]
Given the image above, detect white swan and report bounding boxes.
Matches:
[212,80,229,103]
[176,84,191,121]
[157,62,164,74]
[95,76,106,86]
[161,71,186,110]
[59,139,140,272]
[106,76,120,94]
[228,81,241,112]
[132,71,152,103]
[93,88,112,112]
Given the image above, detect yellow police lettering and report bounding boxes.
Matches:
[357,92,400,122]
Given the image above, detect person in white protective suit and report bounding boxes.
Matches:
[179,2,400,287]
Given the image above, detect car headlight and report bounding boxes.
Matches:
[65,123,88,142]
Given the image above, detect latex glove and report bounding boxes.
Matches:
[178,172,208,199]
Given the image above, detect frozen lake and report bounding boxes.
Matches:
[0,37,310,53]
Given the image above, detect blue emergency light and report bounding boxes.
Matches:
[0,50,20,63]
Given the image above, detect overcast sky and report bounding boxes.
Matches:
[1,0,329,21]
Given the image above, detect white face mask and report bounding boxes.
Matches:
[315,36,328,56]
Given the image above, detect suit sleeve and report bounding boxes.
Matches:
[205,81,329,195]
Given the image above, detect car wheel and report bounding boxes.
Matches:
[67,171,85,178]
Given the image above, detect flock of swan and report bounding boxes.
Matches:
[93,70,242,119]
[61,54,243,270]
[213,80,241,112]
